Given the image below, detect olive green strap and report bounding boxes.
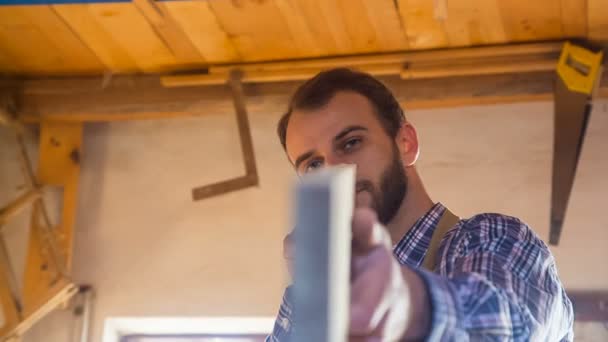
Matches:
[422,207,460,271]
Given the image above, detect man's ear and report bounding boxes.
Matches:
[395,122,420,167]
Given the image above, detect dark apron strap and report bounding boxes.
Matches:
[422,207,460,271]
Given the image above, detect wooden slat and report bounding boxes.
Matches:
[397,0,449,49]
[17,6,104,73]
[84,3,178,72]
[273,0,324,57]
[361,0,409,51]
[560,0,587,38]
[132,0,204,65]
[588,0,608,42]
[335,0,381,53]
[208,0,301,61]
[14,281,77,336]
[0,190,40,227]
[0,44,20,74]
[498,0,563,41]
[210,41,563,74]
[163,1,240,62]
[52,4,138,72]
[315,0,354,54]
[0,6,79,74]
[443,0,507,46]
[402,55,557,79]
[0,6,103,75]
[288,0,347,55]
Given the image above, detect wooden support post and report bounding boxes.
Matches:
[21,121,82,317]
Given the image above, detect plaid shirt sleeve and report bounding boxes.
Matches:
[417,214,574,341]
[266,285,294,342]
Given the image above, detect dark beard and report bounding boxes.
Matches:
[356,145,407,225]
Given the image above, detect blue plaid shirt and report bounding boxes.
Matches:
[267,203,574,341]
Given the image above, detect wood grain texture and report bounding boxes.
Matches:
[560,0,587,38]
[498,0,563,41]
[52,4,138,72]
[588,0,608,42]
[397,0,449,49]
[361,0,409,51]
[14,71,608,123]
[133,0,204,65]
[0,6,102,74]
[443,0,507,46]
[209,0,301,61]
[85,3,179,72]
[273,0,324,56]
[0,0,606,75]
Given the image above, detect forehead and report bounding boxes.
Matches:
[285,91,385,161]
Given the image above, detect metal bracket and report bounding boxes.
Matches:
[191,69,259,201]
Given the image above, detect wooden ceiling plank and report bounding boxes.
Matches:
[498,0,563,41]
[361,0,409,51]
[443,0,507,46]
[335,0,381,53]
[163,1,240,63]
[588,0,608,42]
[0,6,77,74]
[19,6,104,74]
[84,3,178,72]
[315,0,353,53]
[52,4,138,73]
[0,45,21,74]
[132,0,205,65]
[208,0,301,61]
[273,0,324,57]
[288,0,344,55]
[397,0,449,49]
[560,0,587,38]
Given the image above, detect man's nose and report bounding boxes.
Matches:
[325,154,352,167]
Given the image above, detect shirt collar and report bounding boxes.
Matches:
[392,202,446,268]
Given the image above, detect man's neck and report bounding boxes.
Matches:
[386,169,434,245]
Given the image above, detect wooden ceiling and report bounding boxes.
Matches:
[0,0,607,76]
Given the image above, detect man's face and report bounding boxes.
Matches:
[285,91,407,224]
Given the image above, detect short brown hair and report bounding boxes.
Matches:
[277,68,405,150]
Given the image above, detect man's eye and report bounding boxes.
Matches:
[305,159,323,173]
[343,137,362,151]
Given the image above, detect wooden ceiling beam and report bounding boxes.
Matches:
[161,42,564,86]
[3,69,606,124]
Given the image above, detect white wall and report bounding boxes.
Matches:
[1,100,606,341]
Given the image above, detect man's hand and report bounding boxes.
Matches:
[283,208,431,341]
[349,208,411,341]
